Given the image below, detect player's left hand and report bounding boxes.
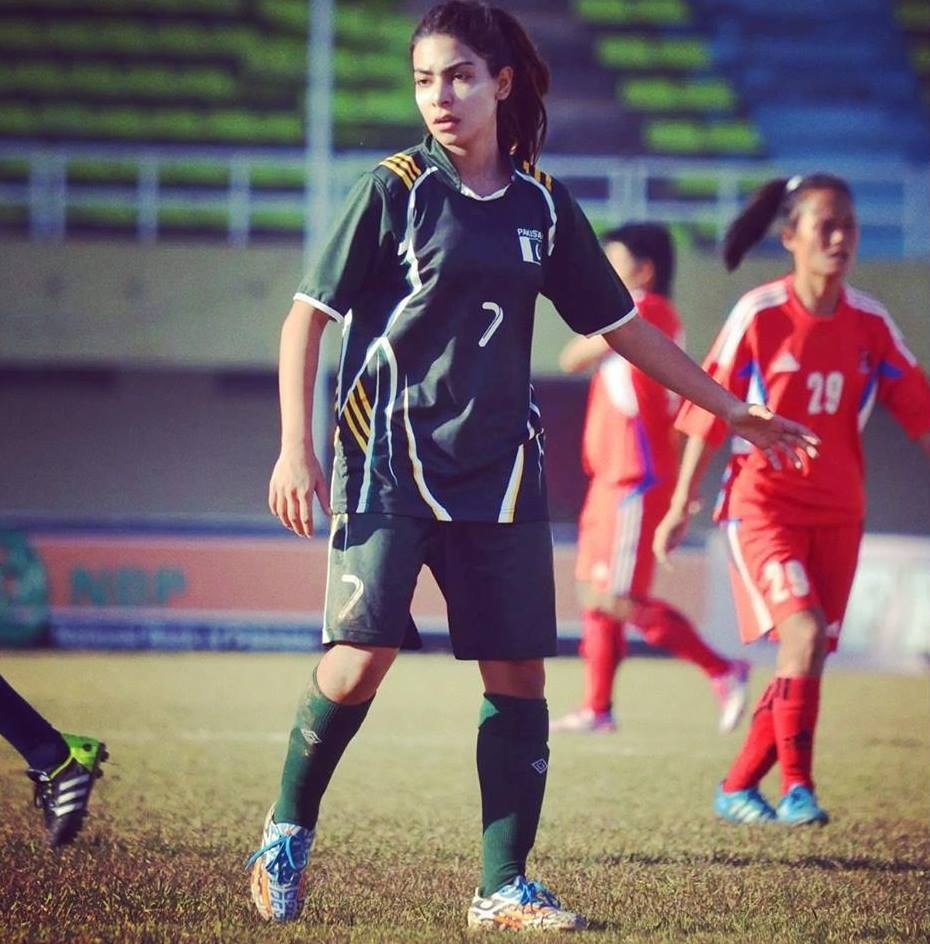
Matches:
[728,403,819,470]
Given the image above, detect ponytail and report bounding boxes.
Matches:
[723,173,853,271]
[411,1,550,164]
[490,7,549,164]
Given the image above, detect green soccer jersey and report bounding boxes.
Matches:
[296,135,637,522]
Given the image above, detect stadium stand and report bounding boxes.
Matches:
[0,0,927,253]
[694,0,929,162]
[498,0,764,158]
[0,0,421,236]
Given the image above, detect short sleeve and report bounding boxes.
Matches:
[294,173,392,322]
[676,300,755,447]
[873,316,930,439]
[541,189,636,337]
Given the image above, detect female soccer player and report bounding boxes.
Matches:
[551,223,749,737]
[247,1,814,930]
[655,174,930,826]
[0,674,106,847]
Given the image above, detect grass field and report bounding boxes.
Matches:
[0,651,927,943]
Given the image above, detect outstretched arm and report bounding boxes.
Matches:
[604,315,818,466]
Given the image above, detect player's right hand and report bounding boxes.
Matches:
[268,444,332,538]
[653,499,699,568]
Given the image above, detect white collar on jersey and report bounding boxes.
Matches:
[459,179,513,201]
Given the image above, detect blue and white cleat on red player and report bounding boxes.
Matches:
[776,784,829,826]
[246,806,315,921]
[467,875,588,932]
[714,782,776,824]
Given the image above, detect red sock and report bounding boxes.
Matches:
[630,599,731,678]
[771,676,821,793]
[579,609,625,714]
[722,680,778,791]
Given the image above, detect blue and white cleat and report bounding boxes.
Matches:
[776,784,829,826]
[714,782,777,824]
[467,875,588,931]
[246,806,315,922]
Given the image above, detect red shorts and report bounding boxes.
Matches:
[722,517,863,651]
[576,479,672,599]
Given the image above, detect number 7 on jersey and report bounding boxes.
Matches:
[479,302,504,348]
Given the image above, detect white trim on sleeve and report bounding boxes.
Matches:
[585,306,638,338]
[293,293,345,323]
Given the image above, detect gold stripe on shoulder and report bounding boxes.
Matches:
[379,156,415,189]
[391,152,422,178]
[520,160,552,191]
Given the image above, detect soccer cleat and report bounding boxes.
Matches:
[714,782,776,824]
[467,875,588,932]
[711,659,750,734]
[246,806,315,922]
[776,784,829,826]
[549,708,616,734]
[27,733,108,848]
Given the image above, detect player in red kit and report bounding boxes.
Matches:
[551,223,749,736]
[655,175,930,825]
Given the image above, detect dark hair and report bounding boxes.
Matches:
[602,222,675,298]
[410,1,550,164]
[722,173,853,271]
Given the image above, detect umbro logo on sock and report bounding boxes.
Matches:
[300,728,322,745]
[531,758,548,774]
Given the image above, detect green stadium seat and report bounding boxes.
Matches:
[596,35,710,70]
[574,0,690,27]
[645,119,761,155]
[620,78,736,112]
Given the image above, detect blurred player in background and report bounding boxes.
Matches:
[551,223,749,736]
[655,174,930,826]
[0,674,106,847]
[248,1,816,931]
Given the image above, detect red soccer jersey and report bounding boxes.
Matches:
[677,275,930,526]
[582,290,682,487]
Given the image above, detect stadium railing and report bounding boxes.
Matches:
[1,143,927,259]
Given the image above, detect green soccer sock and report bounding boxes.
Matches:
[476,692,550,896]
[274,668,374,829]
